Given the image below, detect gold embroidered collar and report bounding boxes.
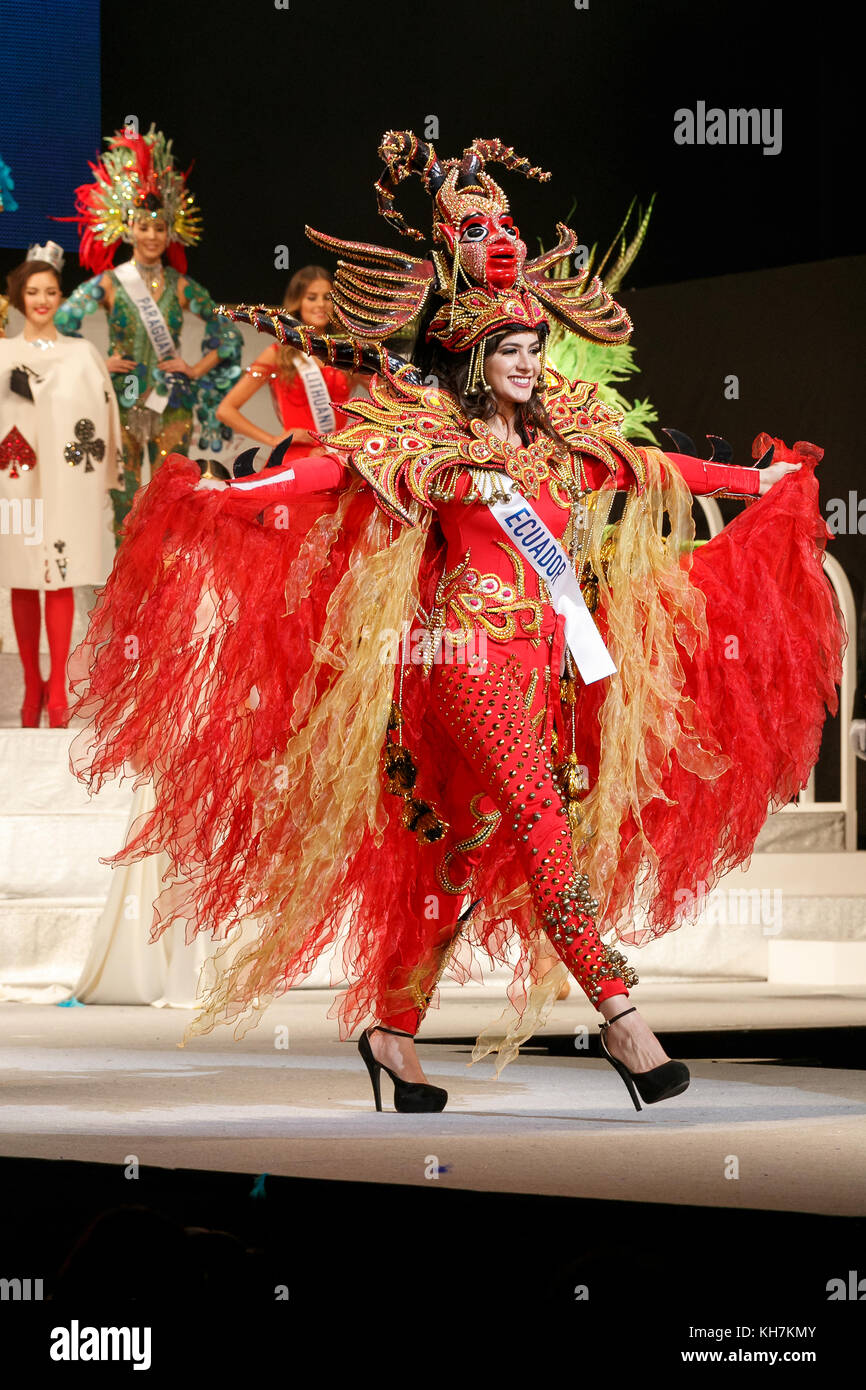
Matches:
[465,418,560,497]
[317,364,646,525]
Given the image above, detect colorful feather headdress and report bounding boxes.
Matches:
[61,125,201,273]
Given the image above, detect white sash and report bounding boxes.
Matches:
[114,261,176,414]
[295,353,336,434]
[487,485,616,685]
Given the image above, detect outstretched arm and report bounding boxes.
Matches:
[217,456,351,514]
[661,451,800,498]
[230,456,349,496]
[609,450,801,498]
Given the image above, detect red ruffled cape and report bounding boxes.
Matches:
[68,443,844,1034]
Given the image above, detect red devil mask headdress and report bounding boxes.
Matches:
[304,131,633,361]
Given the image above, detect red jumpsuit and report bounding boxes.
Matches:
[226,445,762,1034]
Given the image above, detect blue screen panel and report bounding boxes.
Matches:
[0,0,101,253]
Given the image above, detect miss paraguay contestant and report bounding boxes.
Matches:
[67,132,844,1113]
[54,126,242,536]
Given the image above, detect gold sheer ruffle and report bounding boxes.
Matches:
[188,449,726,1068]
[185,491,431,1042]
[573,447,729,938]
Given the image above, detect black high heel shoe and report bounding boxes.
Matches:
[598,1006,690,1111]
[358,1026,448,1113]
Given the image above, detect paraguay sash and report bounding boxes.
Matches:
[295,353,336,434]
[487,486,616,684]
[114,261,177,414]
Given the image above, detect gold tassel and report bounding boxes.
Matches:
[553,751,589,834]
[383,741,417,793]
[467,337,488,395]
[554,751,589,801]
[382,738,450,842]
[447,239,461,333]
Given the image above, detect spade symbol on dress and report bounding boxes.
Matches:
[0,425,37,478]
[64,419,105,473]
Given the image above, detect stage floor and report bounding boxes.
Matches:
[1,981,864,1217]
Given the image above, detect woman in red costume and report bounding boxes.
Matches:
[67,132,844,1114]
[215,264,357,461]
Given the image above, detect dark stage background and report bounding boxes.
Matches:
[1,0,863,788]
[1,0,858,293]
[98,0,859,297]
[0,4,863,1348]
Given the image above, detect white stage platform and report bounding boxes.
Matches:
[0,724,863,1220]
[0,985,864,1216]
[1,724,864,1003]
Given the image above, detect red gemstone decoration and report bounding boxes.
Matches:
[0,426,37,478]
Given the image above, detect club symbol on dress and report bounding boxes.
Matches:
[54,539,68,582]
[0,425,37,478]
[64,419,105,473]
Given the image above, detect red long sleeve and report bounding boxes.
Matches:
[226,455,349,504]
[655,452,761,498]
[589,451,761,498]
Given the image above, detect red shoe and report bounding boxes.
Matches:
[47,702,70,729]
[21,678,46,727]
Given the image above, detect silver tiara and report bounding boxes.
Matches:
[26,240,65,273]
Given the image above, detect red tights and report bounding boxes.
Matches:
[380,654,637,1034]
[10,587,75,715]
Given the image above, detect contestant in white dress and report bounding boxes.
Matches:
[0,242,122,726]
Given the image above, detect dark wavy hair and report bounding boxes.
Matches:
[413,306,568,453]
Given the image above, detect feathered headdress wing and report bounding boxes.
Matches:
[304,226,436,340]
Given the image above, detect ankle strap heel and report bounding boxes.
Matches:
[598,1006,637,1033]
[358,1027,448,1114]
[597,1007,690,1110]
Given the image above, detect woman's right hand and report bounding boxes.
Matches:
[106,355,137,374]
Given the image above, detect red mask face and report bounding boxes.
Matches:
[454,208,527,291]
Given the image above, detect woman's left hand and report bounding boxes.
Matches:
[759,460,801,495]
[159,356,193,376]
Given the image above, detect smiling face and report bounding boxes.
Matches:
[131,213,168,262]
[453,205,527,291]
[297,278,334,330]
[22,270,62,330]
[483,329,542,409]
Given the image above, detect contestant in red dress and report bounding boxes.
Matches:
[216,265,358,464]
[67,132,844,1114]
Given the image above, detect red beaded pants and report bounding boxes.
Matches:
[380,652,636,1033]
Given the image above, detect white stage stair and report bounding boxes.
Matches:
[0,727,864,998]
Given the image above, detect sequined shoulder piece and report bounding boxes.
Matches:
[542,366,646,492]
[320,368,472,525]
[320,362,648,525]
